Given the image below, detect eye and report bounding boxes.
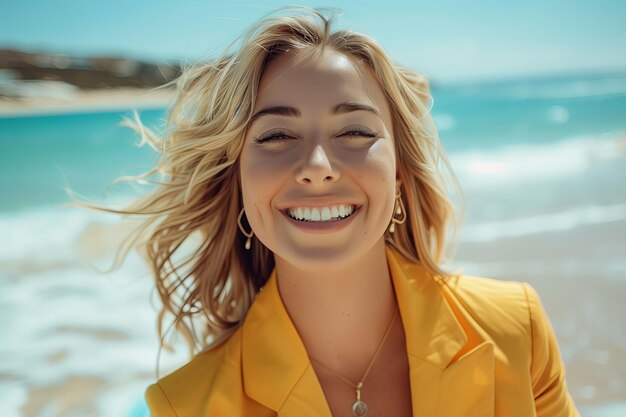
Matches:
[339,127,377,138]
[254,130,294,144]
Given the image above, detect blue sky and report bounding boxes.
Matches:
[2,0,625,82]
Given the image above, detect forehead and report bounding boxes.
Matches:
[255,49,391,120]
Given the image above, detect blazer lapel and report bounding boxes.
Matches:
[386,246,495,417]
[241,268,333,417]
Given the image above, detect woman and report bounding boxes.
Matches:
[131,7,580,417]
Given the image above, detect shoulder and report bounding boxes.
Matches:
[145,328,245,416]
[442,273,533,319]
[444,272,527,297]
[439,273,537,347]
[442,274,580,405]
[442,274,557,344]
[439,273,580,414]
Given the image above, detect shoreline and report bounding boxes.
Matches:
[0,87,175,117]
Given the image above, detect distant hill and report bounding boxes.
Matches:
[0,49,181,92]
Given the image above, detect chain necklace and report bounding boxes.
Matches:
[310,308,398,417]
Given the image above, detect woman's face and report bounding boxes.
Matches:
[239,49,399,272]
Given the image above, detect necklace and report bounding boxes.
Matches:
[310,308,398,417]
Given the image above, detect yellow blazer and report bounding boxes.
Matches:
[146,245,580,416]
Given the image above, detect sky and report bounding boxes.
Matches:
[2,0,625,82]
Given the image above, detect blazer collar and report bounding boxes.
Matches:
[241,255,331,416]
[386,245,467,367]
[241,245,494,416]
[386,246,495,416]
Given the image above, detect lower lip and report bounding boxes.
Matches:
[282,207,361,233]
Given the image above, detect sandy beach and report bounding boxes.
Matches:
[0,87,175,117]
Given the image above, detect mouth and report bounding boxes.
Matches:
[282,204,360,223]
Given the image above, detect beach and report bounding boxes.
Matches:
[0,86,175,117]
[1,73,625,416]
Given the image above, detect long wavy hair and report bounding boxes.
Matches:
[110,6,463,358]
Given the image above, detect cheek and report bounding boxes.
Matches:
[358,141,397,223]
[362,140,397,186]
[239,147,285,212]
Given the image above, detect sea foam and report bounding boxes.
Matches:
[0,200,188,417]
[449,132,626,190]
[461,203,626,242]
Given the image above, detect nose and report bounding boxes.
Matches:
[295,143,340,186]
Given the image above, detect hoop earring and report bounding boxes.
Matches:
[237,208,254,250]
[388,188,407,234]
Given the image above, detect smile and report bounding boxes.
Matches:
[285,204,357,222]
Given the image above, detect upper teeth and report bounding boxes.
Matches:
[287,204,355,222]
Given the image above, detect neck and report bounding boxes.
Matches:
[274,239,398,381]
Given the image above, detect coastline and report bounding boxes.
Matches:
[0,87,175,117]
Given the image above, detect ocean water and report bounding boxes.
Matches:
[1,72,626,417]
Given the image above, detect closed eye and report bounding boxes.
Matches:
[254,127,378,144]
[340,128,377,138]
[254,130,293,143]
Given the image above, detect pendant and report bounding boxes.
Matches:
[351,382,368,416]
[351,399,368,416]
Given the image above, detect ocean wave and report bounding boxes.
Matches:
[0,253,187,417]
[461,203,626,242]
[0,198,190,416]
[449,132,626,189]
[447,259,626,279]
[0,196,138,274]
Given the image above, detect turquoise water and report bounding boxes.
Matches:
[1,71,625,213]
[127,399,149,417]
[0,109,161,211]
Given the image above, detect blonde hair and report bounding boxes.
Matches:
[112,6,463,357]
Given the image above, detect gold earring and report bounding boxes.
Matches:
[389,188,406,234]
[237,208,254,250]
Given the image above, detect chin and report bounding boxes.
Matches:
[277,243,372,273]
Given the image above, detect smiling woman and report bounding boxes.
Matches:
[108,6,580,417]
[240,49,400,275]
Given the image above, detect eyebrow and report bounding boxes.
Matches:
[250,102,381,122]
[250,105,300,121]
[332,102,381,118]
